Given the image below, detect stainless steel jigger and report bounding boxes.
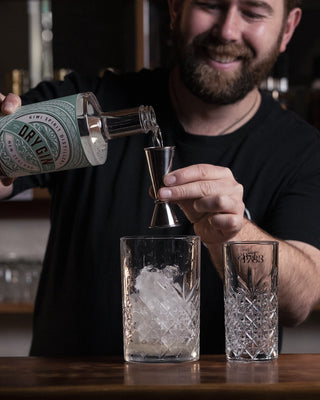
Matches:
[144,146,180,228]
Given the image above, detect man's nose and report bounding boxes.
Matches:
[211,6,242,42]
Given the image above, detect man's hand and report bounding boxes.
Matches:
[0,92,21,114]
[0,92,21,192]
[158,164,245,244]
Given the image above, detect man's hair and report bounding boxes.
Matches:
[175,0,302,14]
[286,0,303,12]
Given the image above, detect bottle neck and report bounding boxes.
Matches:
[101,106,158,139]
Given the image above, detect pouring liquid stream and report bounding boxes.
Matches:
[152,127,164,148]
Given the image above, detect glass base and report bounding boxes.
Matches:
[226,351,278,362]
[125,353,199,363]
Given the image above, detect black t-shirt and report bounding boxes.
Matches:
[13,68,320,356]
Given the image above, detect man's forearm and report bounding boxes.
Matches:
[206,218,320,327]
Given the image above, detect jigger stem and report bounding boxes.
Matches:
[144,146,181,228]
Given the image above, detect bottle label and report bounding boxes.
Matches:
[0,94,90,178]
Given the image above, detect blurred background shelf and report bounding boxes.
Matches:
[313,303,320,312]
[0,303,34,314]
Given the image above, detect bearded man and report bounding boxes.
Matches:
[1,0,319,357]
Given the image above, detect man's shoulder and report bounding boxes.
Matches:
[92,69,169,110]
[100,68,169,88]
[259,90,320,141]
[20,68,170,106]
[97,68,170,111]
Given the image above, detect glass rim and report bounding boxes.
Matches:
[120,235,200,241]
[223,240,278,246]
[144,146,175,151]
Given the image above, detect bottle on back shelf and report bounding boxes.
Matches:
[261,53,291,110]
[308,56,320,131]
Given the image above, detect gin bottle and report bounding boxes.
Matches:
[0,92,158,178]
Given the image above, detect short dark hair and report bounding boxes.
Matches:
[286,0,303,13]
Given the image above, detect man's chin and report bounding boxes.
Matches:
[189,73,246,105]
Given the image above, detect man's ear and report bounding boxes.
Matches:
[279,7,302,53]
[168,0,183,28]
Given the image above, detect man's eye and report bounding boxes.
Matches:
[194,1,221,10]
[242,10,266,20]
[193,1,268,20]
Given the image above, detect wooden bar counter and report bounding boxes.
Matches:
[0,354,319,399]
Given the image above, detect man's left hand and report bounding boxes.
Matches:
[158,164,245,244]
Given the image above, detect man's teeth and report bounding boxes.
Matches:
[212,55,238,63]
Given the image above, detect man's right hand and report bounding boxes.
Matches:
[0,92,21,192]
[0,92,21,114]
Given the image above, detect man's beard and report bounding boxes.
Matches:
[173,30,283,105]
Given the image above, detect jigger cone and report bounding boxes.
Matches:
[145,146,180,228]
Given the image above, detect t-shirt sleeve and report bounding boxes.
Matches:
[263,138,320,249]
[11,174,52,198]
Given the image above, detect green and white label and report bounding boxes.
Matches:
[0,94,90,178]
